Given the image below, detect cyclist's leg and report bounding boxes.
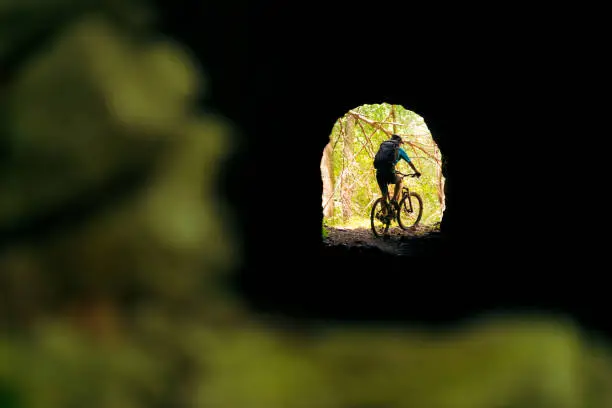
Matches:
[391,173,402,203]
[375,171,389,215]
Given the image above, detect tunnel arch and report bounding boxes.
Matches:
[320,102,445,234]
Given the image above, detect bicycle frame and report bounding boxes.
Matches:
[395,171,418,211]
[401,186,415,213]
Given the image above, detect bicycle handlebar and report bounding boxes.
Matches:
[396,171,420,178]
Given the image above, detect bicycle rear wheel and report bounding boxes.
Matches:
[398,192,423,230]
[370,198,397,237]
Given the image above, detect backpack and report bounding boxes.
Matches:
[373,139,400,170]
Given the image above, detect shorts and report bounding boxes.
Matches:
[376,168,400,197]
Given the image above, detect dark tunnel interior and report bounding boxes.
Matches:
[149,0,610,336]
[2,0,599,336]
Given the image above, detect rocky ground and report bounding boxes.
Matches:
[322,224,444,257]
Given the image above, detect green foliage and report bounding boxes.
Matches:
[323,103,445,228]
[0,3,239,408]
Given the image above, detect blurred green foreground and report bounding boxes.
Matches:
[2,2,612,407]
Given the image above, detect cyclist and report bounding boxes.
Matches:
[373,134,421,217]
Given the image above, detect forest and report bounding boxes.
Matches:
[321,103,445,229]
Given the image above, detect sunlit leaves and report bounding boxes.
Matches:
[324,103,445,227]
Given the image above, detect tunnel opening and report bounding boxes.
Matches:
[320,102,445,254]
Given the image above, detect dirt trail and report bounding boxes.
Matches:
[322,224,442,257]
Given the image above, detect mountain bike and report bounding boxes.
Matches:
[370,171,423,237]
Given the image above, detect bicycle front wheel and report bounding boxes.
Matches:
[398,192,423,230]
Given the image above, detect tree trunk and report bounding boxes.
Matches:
[341,116,355,222]
[434,144,446,213]
[321,142,335,218]
[391,105,398,135]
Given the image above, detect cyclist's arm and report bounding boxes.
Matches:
[398,148,421,176]
[397,147,411,164]
[407,160,420,176]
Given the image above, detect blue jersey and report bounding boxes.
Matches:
[395,147,411,165]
